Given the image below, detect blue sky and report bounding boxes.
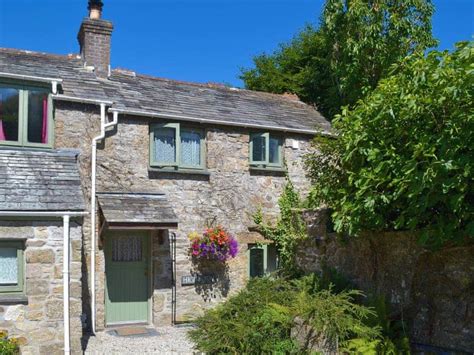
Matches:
[0,0,472,87]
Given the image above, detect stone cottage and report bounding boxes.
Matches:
[0,1,331,353]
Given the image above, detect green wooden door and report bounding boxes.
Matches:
[105,231,150,325]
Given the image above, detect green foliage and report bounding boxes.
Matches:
[188,278,299,354]
[293,279,381,347]
[0,332,20,355]
[253,178,306,274]
[363,294,411,353]
[306,41,474,247]
[189,276,381,354]
[241,0,436,119]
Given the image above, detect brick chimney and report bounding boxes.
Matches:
[77,0,113,78]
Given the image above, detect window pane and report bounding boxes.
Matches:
[252,135,266,162]
[249,248,264,278]
[0,87,20,142]
[112,236,142,262]
[0,248,18,285]
[27,89,49,144]
[269,136,281,165]
[267,245,278,273]
[181,129,201,167]
[154,127,176,164]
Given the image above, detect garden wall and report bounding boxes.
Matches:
[296,209,474,352]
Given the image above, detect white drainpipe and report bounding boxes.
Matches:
[0,211,87,354]
[90,106,118,334]
[63,215,71,355]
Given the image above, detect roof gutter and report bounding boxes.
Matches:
[0,72,62,94]
[0,211,87,217]
[109,107,334,137]
[53,94,113,106]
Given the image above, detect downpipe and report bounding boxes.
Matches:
[90,106,118,334]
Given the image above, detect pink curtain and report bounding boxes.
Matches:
[0,94,5,141]
[41,97,48,144]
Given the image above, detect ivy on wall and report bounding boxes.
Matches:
[254,178,306,274]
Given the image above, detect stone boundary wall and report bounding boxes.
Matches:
[296,209,474,352]
[0,220,83,354]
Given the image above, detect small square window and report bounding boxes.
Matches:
[250,132,283,169]
[248,244,278,278]
[150,123,205,170]
[0,241,24,294]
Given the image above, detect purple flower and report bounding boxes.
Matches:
[229,237,238,258]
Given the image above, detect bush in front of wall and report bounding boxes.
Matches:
[189,277,298,354]
[0,331,20,355]
[188,276,382,354]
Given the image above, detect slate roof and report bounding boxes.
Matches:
[97,192,178,226]
[0,48,110,102]
[0,47,331,134]
[0,149,85,211]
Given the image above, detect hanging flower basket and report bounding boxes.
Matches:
[189,226,238,262]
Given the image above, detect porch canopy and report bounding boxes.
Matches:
[97,192,178,230]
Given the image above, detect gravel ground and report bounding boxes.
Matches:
[84,325,196,354]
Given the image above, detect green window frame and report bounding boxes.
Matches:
[149,122,206,170]
[249,132,284,168]
[248,243,278,278]
[0,240,25,295]
[0,81,54,148]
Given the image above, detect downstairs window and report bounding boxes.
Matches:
[0,240,25,295]
[248,244,278,278]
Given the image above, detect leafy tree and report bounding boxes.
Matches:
[305,41,474,247]
[241,0,437,120]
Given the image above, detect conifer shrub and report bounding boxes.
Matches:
[188,276,381,354]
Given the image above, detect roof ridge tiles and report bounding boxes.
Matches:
[0,47,81,61]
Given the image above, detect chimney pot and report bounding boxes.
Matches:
[88,0,103,19]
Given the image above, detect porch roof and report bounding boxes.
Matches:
[97,192,178,227]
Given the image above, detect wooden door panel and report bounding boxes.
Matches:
[105,231,150,325]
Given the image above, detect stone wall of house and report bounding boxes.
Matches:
[0,220,83,354]
[93,115,312,324]
[54,102,314,329]
[55,102,100,331]
[295,209,474,352]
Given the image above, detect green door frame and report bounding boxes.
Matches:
[104,230,152,326]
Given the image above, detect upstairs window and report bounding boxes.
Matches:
[0,82,52,148]
[250,132,283,169]
[150,123,205,170]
